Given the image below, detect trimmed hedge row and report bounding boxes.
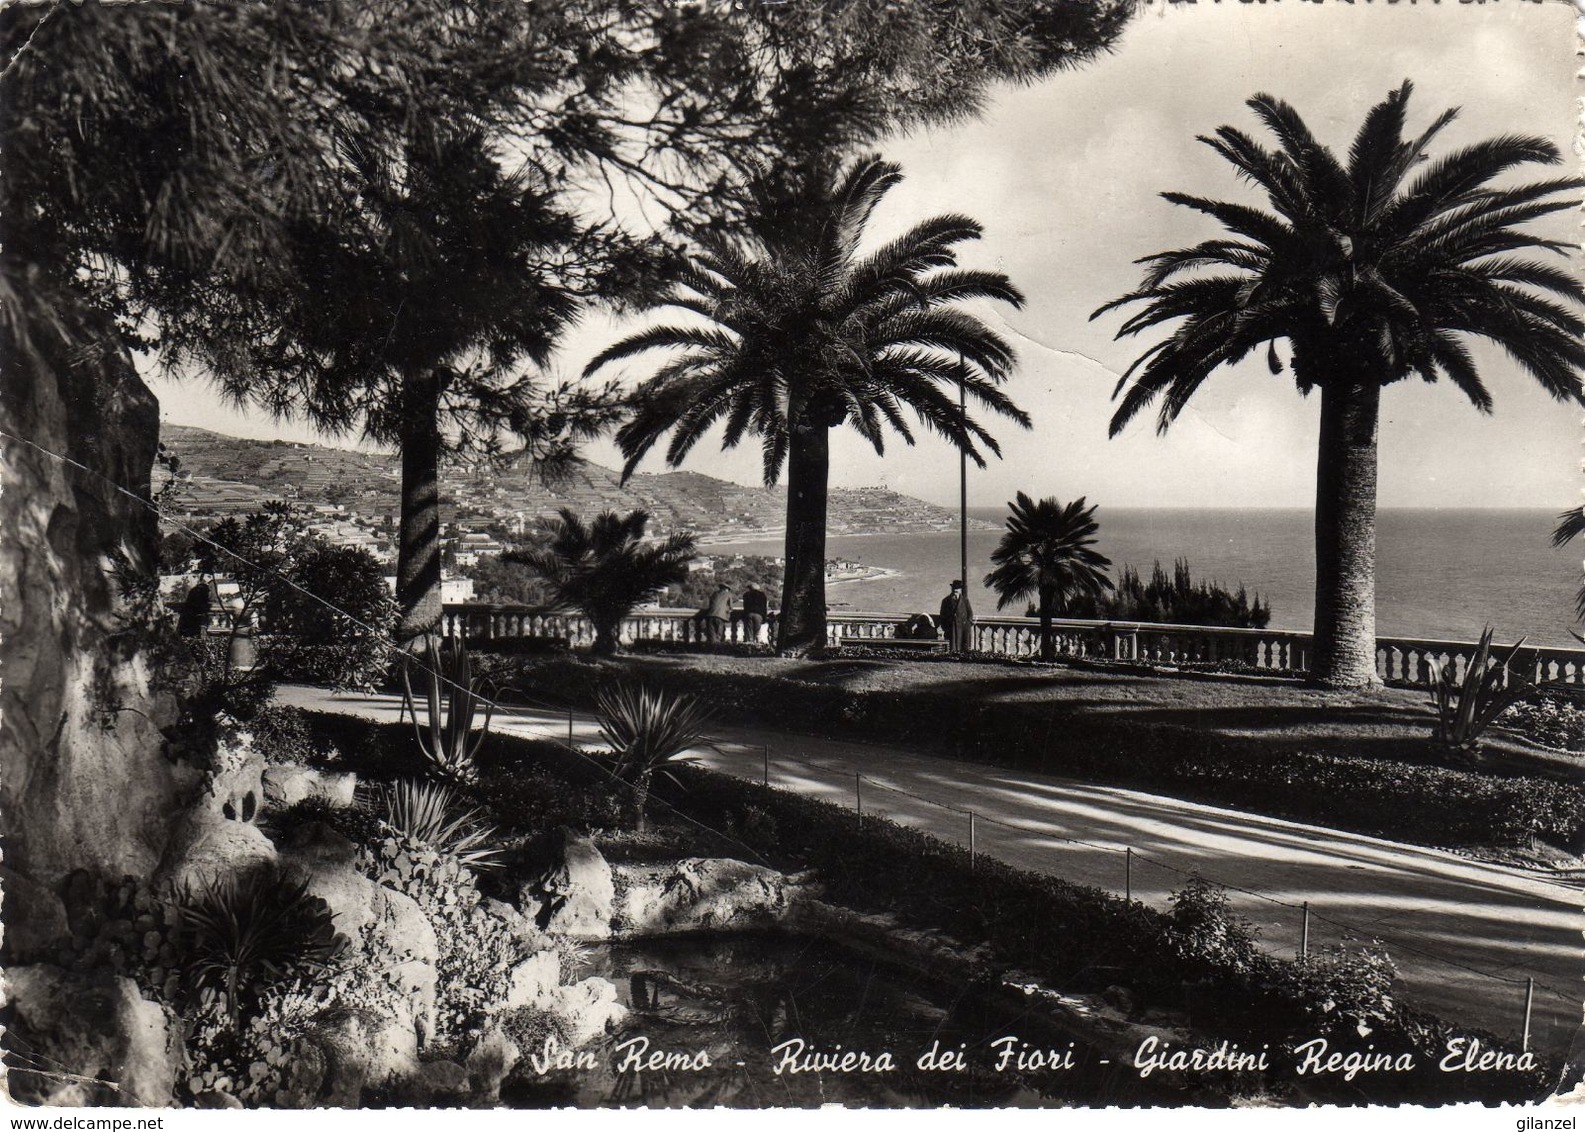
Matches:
[292,709,1553,1104]
[513,656,1585,851]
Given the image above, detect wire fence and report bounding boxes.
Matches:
[11,423,1573,1052]
[485,693,1572,1053]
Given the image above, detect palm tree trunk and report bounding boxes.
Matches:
[1039,585,1056,662]
[1312,378,1382,689]
[631,772,651,833]
[396,367,444,648]
[777,420,830,655]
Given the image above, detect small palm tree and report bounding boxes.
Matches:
[985,494,1113,661]
[586,154,1029,654]
[596,684,713,832]
[1096,81,1585,688]
[507,509,695,655]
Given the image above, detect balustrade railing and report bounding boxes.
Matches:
[440,604,1585,688]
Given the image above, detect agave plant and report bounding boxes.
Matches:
[595,684,715,831]
[401,634,494,783]
[176,864,345,1026]
[376,778,504,872]
[1429,628,1538,759]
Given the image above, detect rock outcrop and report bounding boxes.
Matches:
[5,966,182,1107]
[516,831,818,941]
[262,765,357,811]
[1,296,196,891]
[0,290,207,1106]
[518,828,615,938]
[612,858,818,936]
[275,822,439,1046]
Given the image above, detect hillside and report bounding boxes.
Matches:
[158,425,991,539]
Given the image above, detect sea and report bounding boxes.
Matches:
[702,508,1585,649]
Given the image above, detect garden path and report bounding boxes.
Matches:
[277,683,1583,1061]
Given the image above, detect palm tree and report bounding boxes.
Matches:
[507,509,696,655]
[595,684,713,832]
[985,494,1114,661]
[586,155,1030,654]
[1550,508,1585,621]
[1096,81,1585,688]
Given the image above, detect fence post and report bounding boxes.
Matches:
[1300,902,1310,960]
[855,773,863,826]
[1125,847,1132,902]
[762,746,769,787]
[568,708,575,749]
[1522,977,1534,1053]
[968,811,976,869]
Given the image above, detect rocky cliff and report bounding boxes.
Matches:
[1,295,197,906]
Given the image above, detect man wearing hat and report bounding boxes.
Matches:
[938,579,975,655]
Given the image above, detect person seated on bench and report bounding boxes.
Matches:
[896,613,938,641]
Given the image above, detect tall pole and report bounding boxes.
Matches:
[959,354,969,589]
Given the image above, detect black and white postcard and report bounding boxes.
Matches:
[2,0,1580,1123]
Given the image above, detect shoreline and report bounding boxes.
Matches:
[696,523,999,547]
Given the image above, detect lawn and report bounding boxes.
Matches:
[497,649,1585,855]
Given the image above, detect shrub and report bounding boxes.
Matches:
[595,683,713,831]
[183,985,325,1106]
[1161,877,1260,975]
[1060,559,1272,629]
[174,864,346,1025]
[401,635,495,783]
[60,874,183,1004]
[263,794,385,849]
[1261,946,1398,1036]
[1429,628,1539,758]
[357,832,528,1046]
[250,705,338,767]
[375,778,504,872]
[1500,695,1585,752]
[481,760,626,835]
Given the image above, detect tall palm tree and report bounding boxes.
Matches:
[507,509,696,655]
[586,155,1030,654]
[1095,81,1585,688]
[985,494,1113,661]
[1550,508,1585,622]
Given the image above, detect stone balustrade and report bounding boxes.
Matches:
[440,604,1585,688]
[440,604,770,648]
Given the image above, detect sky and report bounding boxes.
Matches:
[147,0,1583,512]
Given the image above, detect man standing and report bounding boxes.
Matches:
[939,580,975,654]
[705,582,734,642]
[742,582,769,643]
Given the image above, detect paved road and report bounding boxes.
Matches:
[278,684,1583,1057]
